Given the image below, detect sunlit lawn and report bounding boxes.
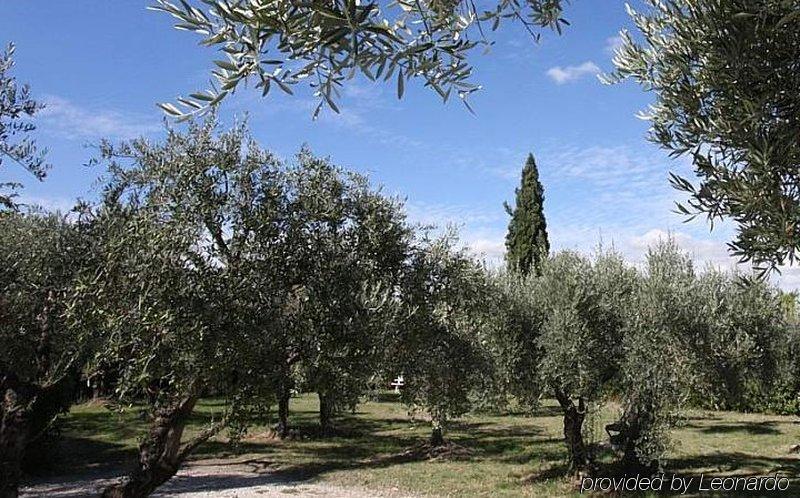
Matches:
[44,393,800,497]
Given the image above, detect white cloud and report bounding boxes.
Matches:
[627,229,733,268]
[463,235,506,268]
[405,201,507,267]
[405,201,503,228]
[15,194,77,213]
[776,266,800,290]
[404,196,800,290]
[546,61,601,84]
[39,95,161,140]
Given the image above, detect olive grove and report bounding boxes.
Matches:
[3,121,800,495]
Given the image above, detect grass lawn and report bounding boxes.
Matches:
[39,393,800,497]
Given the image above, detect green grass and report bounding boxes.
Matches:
[45,394,800,497]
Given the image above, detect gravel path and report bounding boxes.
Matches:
[21,458,419,498]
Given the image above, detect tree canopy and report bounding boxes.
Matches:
[385,231,495,446]
[72,121,293,497]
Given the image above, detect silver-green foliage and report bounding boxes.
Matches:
[0,43,49,210]
[691,270,785,411]
[392,231,495,441]
[490,270,544,410]
[0,211,88,384]
[69,120,415,494]
[0,210,90,496]
[531,249,636,470]
[151,0,568,118]
[605,0,800,273]
[282,149,411,424]
[536,251,632,407]
[616,240,699,469]
[73,120,289,422]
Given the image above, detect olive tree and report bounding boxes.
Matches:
[611,240,698,474]
[151,0,568,118]
[391,232,494,446]
[605,0,800,273]
[0,211,89,498]
[280,150,411,434]
[0,43,49,210]
[71,121,290,498]
[534,250,635,473]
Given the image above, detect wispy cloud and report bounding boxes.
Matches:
[15,194,78,213]
[405,200,507,266]
[405,200,504,229]
[405,142,800,289]
[240,79,421,151]
[546,61,600,84]
[626,228,733,268]
[466,236,506,263]
[39,95,161,140]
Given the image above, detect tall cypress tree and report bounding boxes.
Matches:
[504,153,549,275]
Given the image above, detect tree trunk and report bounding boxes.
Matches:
[554,389,589,472]
[608,407,659,475]
[0,465,21,498]
[430,421,445,447]
[0,403,24,498]
[318,391,333,435]
[101,395,215,498]
[275,383,290,438]
[1,371,76,498]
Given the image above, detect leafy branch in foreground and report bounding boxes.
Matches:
[0,43,50,210]
[151,0,568,119]
[604,0,800,275]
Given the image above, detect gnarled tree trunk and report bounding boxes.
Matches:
[102,395,225,498]
[1,291,75,498]
[1,372,76,498]
[606,406,659,475]
[554,389,589,473]
[0,381,27,498]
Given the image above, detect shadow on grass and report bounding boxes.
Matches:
[28,436,136,479]
[228,414,564,486]
[582,452,800,497]
[669,452,800,475]
[368,392,404,403]
[46,398,800,497]
[690,421,782,436]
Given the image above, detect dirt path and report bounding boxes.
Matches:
[21,458,419,498]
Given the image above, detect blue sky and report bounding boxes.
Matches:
[3,1,795,288]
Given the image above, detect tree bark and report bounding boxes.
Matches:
[1,371,76,498]
[318,391,333,435]
[275,383,290,438]
[0,393,25,498]
[101,395,224,498]
[554,389,589,472]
